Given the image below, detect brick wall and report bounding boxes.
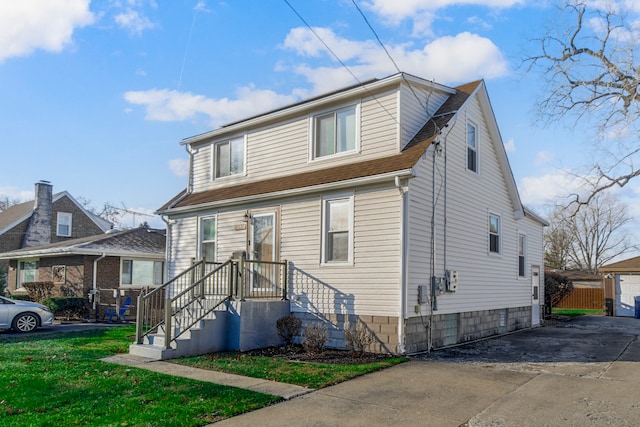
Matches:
[50,196,105,243]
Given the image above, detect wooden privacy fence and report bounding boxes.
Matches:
[555,288,604,310]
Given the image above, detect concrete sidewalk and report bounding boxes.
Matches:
[101,353,313,400]
[103,316,640,426]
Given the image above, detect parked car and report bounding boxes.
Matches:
[0,296,54,332]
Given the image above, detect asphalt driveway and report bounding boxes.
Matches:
[214,316,640,426]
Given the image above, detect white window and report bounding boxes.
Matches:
[518,233,527,277]
[121,259,164,287]
[57,212,72,237]
[18,260,39,289]
[313,105,357,159]
[489,214,501,254]
[214,136,245,178]
[322,196,353,264]
[467,122,478,173]
[200,216,216,261]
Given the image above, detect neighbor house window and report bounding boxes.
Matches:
[467,122,478,172]
[518,233,527,277]
[314,105,357,158]
[200,216,216,261]
[57,212,72,237]
[489,214,501,254]
[215,136,245,178]
[18,260,39,289]
[121,259,164,287]
[322,196,353,264]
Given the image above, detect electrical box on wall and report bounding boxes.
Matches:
[418,285,428,304]
[445,270,458,292]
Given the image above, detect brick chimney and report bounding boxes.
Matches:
[22,180,53,247]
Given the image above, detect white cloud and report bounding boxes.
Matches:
[364,0,524,34]
[519,170,593,210]
[534,150,554,166]
[0,0,94,63]
[115,9,155,35]
[169,158,189,177]
[0,186,34,203]
[283,28,508,92]
[503,138,515,153]
[124,85,297,128]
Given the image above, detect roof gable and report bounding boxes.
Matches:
[0,227,166,259]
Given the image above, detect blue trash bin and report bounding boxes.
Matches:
[635,296,640,319]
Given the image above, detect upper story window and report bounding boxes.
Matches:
[489,213,501,254]
[313,105,358,159]
[518,233,527,277]
[121,259,164,287]
[57,212,72,237]
[214,136,245,178]
[467,122,478,173]
[200,216,216,261]
[322,195,354,264]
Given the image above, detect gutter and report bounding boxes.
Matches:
[158,168,416,216]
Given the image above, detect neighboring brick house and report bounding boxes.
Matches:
[0,181,112,294]
[0,227,166,321]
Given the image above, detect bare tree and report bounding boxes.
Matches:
[0,196,21,212]
[544,217,573,270]
[526,1,640,205]
[546,193,636,273]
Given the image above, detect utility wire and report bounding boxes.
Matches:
[283,0,408,133]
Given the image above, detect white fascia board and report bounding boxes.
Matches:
[0,247,164,260]
[473,82,525,219]
[181,74,455,146]
[159,168,416,216]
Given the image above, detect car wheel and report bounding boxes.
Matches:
[12,313,39,333]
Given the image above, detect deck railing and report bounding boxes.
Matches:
[134,258,288,348]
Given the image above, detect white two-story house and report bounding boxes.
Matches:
[132,73,546,359]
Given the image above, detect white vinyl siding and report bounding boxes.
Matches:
[406,94,535,315]
[398,83,450,150]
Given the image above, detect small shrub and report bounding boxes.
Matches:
[22,281,54,303]
[344,320,374,357]
[276,315,302,346]
[42,297,86,320]
[302,322,328,355]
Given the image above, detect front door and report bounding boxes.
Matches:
[531,266,541,325]
[249,211,277,292]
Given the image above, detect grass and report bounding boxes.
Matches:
[551,308,604,317]
[174,352,407,389]
[0,326,280,427]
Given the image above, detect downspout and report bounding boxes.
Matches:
[92,252,106,321]
[395,175,407,354]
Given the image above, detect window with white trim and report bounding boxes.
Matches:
[18,259,39,289]
[489,214,501,254]
[518,233,527,277]
[313,105,357,158]
[322,196,353,264]
[467,122,478,172]
[214,136,245,178]
[57,212,72,237]
[121,259,164,287]
[200,216,216,261]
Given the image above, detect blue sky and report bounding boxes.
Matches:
[1,0,638,231]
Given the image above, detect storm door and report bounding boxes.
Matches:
[249,211,277,293]
[531,266,541,325]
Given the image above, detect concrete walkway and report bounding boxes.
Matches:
[103,316,640,426]
[101,353,313,400]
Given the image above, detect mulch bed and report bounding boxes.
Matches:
[244,345,395,365]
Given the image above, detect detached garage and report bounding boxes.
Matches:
[601,256,640,317]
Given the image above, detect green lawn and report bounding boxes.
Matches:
[0,326,280,427]
[174,352,407,389]
[551,308,604,317]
